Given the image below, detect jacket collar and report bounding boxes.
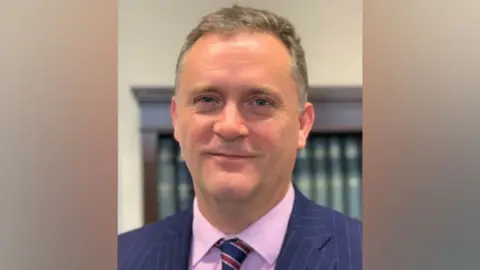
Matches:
[148,185,334,270]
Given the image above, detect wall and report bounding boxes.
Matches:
[118,0,362,233]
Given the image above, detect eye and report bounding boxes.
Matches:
[195,96,217,104]
[192,95,222,113]
[251,98,272,107]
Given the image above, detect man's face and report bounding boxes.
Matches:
[171,32,314,203]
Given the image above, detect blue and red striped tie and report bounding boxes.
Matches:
[215,238,253,270]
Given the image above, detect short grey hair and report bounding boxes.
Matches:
[174,5,309,105]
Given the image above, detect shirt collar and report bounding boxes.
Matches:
[191,183,295,267]
[190,199,225,267]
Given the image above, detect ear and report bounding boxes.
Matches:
[297,102,315,149]
[170,96,179,142]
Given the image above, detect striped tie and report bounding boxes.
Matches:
[215,238,253,270]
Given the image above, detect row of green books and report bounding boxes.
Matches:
[155,133,362,220]
[293,135,362,220]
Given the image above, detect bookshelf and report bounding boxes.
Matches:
[134,86,362,224]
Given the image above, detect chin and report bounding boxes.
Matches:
[205,173,259,201]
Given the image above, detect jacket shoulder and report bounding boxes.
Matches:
[311,203,362,246]
[301,198,362,233]
[316,205,362,269]
[118,210,192,268]
[297,199,362,269]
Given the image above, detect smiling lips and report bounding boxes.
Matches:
[207,151,256,161]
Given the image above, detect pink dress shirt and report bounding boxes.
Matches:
[189,184,295,270]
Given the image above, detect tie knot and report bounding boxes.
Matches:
[215,238,253,269]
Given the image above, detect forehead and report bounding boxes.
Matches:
[178,31,295,92]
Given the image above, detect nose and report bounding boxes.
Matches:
[213,103,249,141]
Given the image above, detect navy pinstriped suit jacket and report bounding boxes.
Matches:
[118,187,362,270]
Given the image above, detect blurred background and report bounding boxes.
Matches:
[118,0,362,234]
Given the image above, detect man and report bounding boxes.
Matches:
[119,5,362,270]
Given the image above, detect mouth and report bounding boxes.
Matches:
[207,152,256,160]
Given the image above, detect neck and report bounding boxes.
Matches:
[197,183,290,235]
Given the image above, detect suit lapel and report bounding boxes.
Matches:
[275,187,334,270]
[137,187,336,270]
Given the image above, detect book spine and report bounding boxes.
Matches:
[312,137,328,206]
[295,147,312,199]
[328,136,345,214]
[345,136,362,219]
[176,150,193,211]
[157,138,176,219]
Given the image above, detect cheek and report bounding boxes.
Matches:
[179,117,212,148]
[250,117,298,146]
[248,125,289,158]
[249,120,300,170]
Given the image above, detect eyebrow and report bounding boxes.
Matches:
[247,86,280,98]
[187,84,282,100]
[188,85,220,97]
